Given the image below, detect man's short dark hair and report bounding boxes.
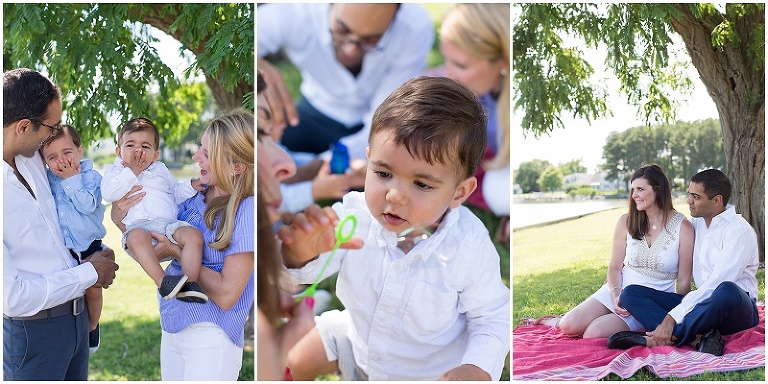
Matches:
[691,168,732,206]
[369,76,487,179]
[3,68,61,127]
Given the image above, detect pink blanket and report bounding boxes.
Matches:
[513,304,765,380]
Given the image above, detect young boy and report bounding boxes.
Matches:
[101,117,207,303]
[280,77,510,380]
[40,125,107,354]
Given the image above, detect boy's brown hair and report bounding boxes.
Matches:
[39,124,82,154]
[118,117,160,148]
[369,76,487,179]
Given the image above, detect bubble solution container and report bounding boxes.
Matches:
[329,141,349,174]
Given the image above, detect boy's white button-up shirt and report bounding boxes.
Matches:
[101,158,196,225]
[3,153,97,317]
[284,192,510,380]
[668,205,760,322]
[257,3,434,159]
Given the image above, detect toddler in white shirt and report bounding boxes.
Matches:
[102,118,207,303]
[281,77,510,381]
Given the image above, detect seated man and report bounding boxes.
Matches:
[257,3,433,166]
[608,169,760,356]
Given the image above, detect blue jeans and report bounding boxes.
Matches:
[621,281,759,346]
[3,308,89,380]
[279,97,364,154]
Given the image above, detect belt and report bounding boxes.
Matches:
[3,297,85,321]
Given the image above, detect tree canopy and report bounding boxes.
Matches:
[514,159,552,193]
[3,3,254,147]
[558,159,587,175]
[602,118,724,186]
[538,165,564,192]
[513,3,765,259]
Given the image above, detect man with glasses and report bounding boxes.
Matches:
[257,3,433,164]
[608,169,760,356]
[32,118,64,142]
[3,68,119,380]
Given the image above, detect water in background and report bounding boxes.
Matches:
[512,200,626,229]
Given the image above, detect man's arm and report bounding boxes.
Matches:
[646,314,676,346]
[668,224,758,322]
[257,4,300,132]
[3,243,98,317]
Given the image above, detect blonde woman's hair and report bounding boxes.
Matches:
[441,3,510,170]
[204,110,255,250]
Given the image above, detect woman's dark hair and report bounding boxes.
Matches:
[626,164,674,240]
[256,189,282,325]
[256,73,282,323]
[257,71,266,94]
[3,68,61,127]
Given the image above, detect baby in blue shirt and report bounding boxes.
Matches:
[40,125,106,355]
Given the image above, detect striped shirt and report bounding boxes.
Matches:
[158,193,254,347]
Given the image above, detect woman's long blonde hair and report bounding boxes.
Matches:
[441,3,510,170]
[204,110,255,250]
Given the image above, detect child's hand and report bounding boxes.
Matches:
[190,178,206,191]
[121,148,150,176]
[51,157,81,179]
[438,364,491,381]
[277,204,363,268]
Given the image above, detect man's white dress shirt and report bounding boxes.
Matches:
[257,3,434,159]
[3,154,97,317]
[668,205,760,322]
[284,192,510,380]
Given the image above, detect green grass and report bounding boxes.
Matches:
[87,205,253,380]
[513,202,765,380]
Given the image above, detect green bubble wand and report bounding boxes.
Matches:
[295,214,357,302]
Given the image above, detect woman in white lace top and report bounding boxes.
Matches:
[537,164,694,338]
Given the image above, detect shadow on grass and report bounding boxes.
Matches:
[513,265,606,325]
[88,316,253,381]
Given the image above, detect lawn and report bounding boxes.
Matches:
[86,204,254,380]
[513,201,766,380]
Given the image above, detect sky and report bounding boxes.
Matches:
[150,26,200,82]
[511,36,720,174]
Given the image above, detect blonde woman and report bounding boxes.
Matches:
[111,111,255,380]
[439,3,510,240]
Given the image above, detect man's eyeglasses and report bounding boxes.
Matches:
[329,29,383,53]
[30,119,63,140]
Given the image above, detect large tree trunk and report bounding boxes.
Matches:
[133,4,250,110]
[669,5,765,262]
